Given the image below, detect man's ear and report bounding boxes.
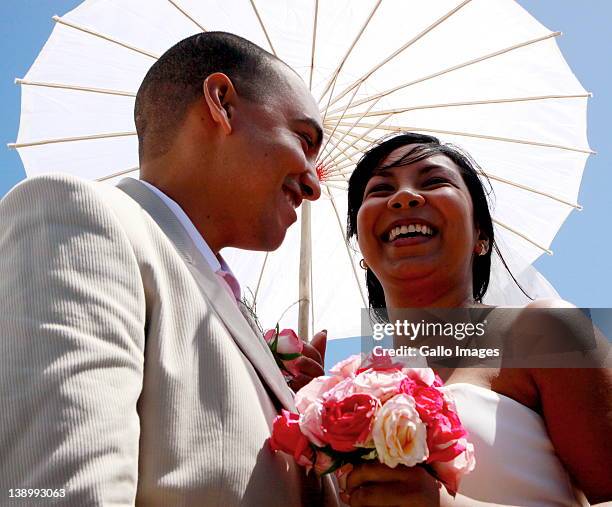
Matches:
[203,72,236,136]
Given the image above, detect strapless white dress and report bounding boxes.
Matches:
[442,383,588,506]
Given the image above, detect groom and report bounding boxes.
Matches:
[0,32,337,506]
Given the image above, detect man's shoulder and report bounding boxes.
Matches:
[1,173,142,219]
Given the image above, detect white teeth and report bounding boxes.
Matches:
[387,223,435,241]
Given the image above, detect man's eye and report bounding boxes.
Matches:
[300,133,314,148]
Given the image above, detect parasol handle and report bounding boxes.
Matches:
[298,201,311,341]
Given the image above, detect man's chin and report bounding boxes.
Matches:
[250,226,288,252]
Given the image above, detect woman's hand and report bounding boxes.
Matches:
[288,329,327,391]
[340,462,440,506]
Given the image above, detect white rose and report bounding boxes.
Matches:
[373,394,429,468]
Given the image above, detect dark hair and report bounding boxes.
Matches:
[347,132,526,318]
[135,31,284,159]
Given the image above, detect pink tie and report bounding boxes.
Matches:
[216,269,241,303]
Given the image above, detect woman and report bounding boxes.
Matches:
[341,133,611,506]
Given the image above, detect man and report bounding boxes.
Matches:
[0,32,338,506]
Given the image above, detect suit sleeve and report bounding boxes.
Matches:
[0,175,146,505]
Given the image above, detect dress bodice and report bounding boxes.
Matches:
[443,383,588,506]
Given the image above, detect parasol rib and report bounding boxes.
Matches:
[15,78,136,97]
[326,93,593,121]
[324,188,368,308]
[482,172,582,209]
[325,138,377,170]
[323,129,362,164]
[254,252,269,301]
[166,0,207,31]
[318,83,363,164]
[317,0,383,103]
[493,218,553,256]
[308,0,319,91]
[321,95,383,166]
[8,131,136,149]
[52,15,159,60]
[323,113,393,166]
[325,167,355,176]
[323,178,350,183]
[321,182,349,191]
[327,0,474,109]
[332,123,595,154]
[326,166,357,178]
[327,31,563,116]
[248,0,277,56]
[96,167,139,182]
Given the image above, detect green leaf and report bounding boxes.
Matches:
[277,352,302,361]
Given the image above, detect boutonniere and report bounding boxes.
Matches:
[241,290,305,380]
[263,325,304,378]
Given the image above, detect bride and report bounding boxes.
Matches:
[339,133,611,506]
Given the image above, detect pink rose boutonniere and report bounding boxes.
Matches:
[264,325,304,378]
[269,353,475,494]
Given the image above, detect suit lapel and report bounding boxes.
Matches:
[116,178,295,411]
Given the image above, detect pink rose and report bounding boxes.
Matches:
[413,386,446,420]
[399,379,469,464]
[299,401,326,447]
[353,369,405,402]
[401,367,437,386]
[325,376,357,402]
[270,409,314,467]
[321,393,379,452]
[329,354,364,378]
[264,328,304,376]
[294,375,341,413]
[426,409,467,463]
[418,390,467,464]
[357,353,405,374]
[430,438,476,494]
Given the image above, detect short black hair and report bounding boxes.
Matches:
[135,31,285,159]
[347,132,520,319]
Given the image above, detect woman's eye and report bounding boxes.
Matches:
[366,184,393,195]
[424,177,448,186]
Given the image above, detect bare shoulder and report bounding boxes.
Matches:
[505,298,608,364]
[520,301,612,502]
[524,297,575,309]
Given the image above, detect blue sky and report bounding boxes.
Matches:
[2,1,611,365]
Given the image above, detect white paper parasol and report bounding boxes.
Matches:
[10,0,592,339]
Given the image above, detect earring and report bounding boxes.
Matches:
[359,259,368,270]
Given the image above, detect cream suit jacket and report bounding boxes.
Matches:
[0,174,338,507]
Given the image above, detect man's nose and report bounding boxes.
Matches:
[300,168,322,201]
[387,188,425,209]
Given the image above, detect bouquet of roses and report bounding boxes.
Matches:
[269,354,475,494]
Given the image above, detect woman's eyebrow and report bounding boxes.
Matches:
[374,164,455,177]
[418,164,456,176]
